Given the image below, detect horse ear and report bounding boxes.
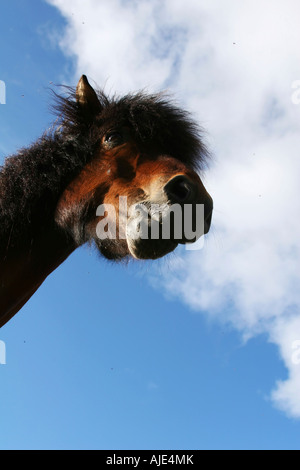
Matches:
[76,75,102,117]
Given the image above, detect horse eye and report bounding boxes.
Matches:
[104,131,123,146]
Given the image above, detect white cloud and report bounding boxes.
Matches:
[47,0,300,417]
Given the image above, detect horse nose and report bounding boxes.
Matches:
[164,175,197,204]
[164,175,213,235]
[204,194,213,234]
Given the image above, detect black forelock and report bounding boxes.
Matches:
[53,85,210,171]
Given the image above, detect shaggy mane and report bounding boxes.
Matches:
[53,85,209,168]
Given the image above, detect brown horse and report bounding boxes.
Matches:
[0,75,213,327]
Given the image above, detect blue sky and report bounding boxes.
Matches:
[1,0,300,450]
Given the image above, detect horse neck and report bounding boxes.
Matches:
[0,216,76,327]
[0,131,89,327]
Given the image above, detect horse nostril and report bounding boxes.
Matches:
[164,175,196,204]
